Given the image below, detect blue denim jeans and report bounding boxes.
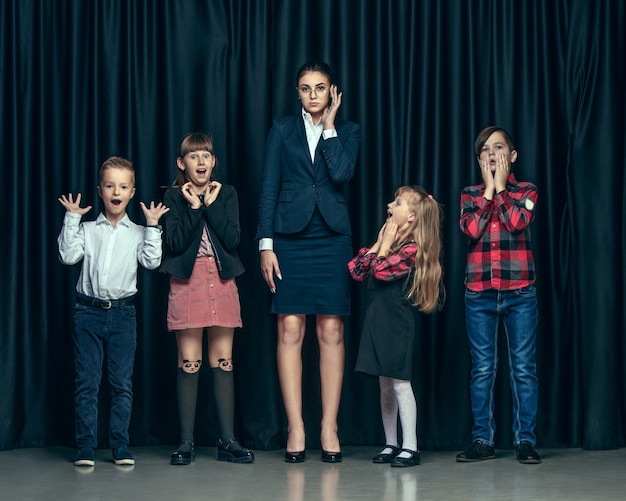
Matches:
[73,303,137,449]
[464,285,538,446]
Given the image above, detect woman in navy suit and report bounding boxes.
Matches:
[257,61,360,463]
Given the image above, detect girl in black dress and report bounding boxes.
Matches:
[349,186,444,467]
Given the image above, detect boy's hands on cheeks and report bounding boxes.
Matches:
[58,193,92,215]
[480,156,496,200]
[480,153,509,200]
[493,153,510,193]
[140,201,169,226]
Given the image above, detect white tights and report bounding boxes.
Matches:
[379,376,418,457]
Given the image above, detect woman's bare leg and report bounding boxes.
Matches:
[316,315,344,452]
[277,314,306,452]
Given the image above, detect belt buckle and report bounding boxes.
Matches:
[101,300,112,310]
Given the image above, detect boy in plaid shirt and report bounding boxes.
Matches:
[456,126,541,464]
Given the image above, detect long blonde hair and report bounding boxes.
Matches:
[392,186,445,313]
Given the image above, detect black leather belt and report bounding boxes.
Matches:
[76,295,136,310]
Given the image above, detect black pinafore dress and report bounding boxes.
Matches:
[354,273,417,380]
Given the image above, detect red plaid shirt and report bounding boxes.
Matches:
[348,241,417,282]
[459,173,538,291]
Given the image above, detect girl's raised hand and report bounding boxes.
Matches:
[181,182,202,209]
[381,220,398,247]
[203,181,222,206]
[58,193,92,215]
[140,201,170,226]
[375,221,388,244]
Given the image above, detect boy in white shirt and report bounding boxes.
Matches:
[57,156,169,466]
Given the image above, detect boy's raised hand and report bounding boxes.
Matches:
[140,201,170,226]
[58,193,92,215]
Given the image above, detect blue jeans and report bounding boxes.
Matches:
[464,285,538,446]
[73,303,137,449]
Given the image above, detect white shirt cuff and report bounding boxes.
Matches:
[259,238,273,251]
[322,128,337,139]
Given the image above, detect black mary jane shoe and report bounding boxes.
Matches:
[217,438,255,464]
[390,449,421,467]
[321,450,342,463]
[170,441,195,465]
[372,445,401,464]
[285,450,306,463]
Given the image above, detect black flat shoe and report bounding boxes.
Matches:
[390,449,421,467]
[170,441,195,465]
[372,445,400,464]
[217,438,254,464]
[321,450,342,463]
[285,450,306,463]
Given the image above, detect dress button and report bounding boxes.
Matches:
[212,310,216,314]
[312,183,317,188]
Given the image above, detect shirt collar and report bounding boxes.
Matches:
[96,212,131,228]
[301,107,322,127]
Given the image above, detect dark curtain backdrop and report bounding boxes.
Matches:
[1,0,624,452]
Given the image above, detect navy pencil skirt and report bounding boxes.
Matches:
[272,211,352,316]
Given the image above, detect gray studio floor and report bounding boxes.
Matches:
[1,445,625,501]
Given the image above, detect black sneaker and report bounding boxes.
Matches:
[112,446,135,465]
[515,441,541,464]
[456,441,496,462]
[74,447,95,466]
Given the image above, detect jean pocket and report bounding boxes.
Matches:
[514,285,536,297]
[464,288,482,298]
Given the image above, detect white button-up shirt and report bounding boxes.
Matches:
[57,212,163,300]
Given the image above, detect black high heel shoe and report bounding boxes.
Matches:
[217,438,255,463]
[321,450,342,463]
[285,450,306,463]
[170,440,195,465]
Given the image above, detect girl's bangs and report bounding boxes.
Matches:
[179,134,213,157]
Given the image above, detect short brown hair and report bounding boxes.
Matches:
[99,156,135,185]
[474,126,516,157]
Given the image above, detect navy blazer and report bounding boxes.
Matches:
[160,184,244,280]
[256,115,361,239]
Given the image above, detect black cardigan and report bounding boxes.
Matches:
[159,184,244,280]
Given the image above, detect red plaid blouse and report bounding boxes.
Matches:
[459,173,538,291]
[348,241,417,282]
